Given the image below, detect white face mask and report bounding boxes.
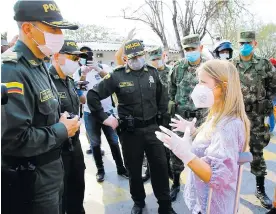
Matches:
[219,53,229,60]
[190,84,214,108]
[128,57,145,71]
[60,59,80,76]
[31,24,64,57]
[157,59,164,68]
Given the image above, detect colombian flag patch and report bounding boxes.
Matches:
[4,82,24,95]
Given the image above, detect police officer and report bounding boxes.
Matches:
[169,34,207,201]
[232,31,276,209]
[142,47,173,182]
[1,1,80,214]
[213,40,233,60]
[87,39,176,214]
[49,40,87,214]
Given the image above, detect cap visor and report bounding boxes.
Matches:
[149,55,162,61]
[42,20,79,30]
[238,39,253,43]
[64,51,88,58]
[127,51,145,59]
[183,43,200,49]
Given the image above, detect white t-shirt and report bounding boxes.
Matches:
[73,64,113,113]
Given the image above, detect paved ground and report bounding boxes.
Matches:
[80,122,276,214]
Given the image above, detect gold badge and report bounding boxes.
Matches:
[28,60,38,66]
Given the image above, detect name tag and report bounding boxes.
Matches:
[119,81,134,88]
[58,92,67,99]
[40,89,54,102]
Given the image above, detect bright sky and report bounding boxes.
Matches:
[1,0,275,47]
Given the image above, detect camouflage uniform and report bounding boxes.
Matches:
[232,31,276,209]
[169,35,207,175]
[232,31,276,177]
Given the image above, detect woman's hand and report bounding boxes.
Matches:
[170,114,197,134]
[155,126,196,165]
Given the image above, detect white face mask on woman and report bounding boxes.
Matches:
[60,59,80,76]
[190,84,215,108]
[31,24,64,57]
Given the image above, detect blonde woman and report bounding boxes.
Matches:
[156,59,250,214]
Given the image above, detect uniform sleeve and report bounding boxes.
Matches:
[1,63,68,157]
[155,70,168,114]
[87,72,118,122]
[265,60,276,99]
[169,64,178,101]
[200,120,245,190]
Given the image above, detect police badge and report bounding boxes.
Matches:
[149,75,154,87]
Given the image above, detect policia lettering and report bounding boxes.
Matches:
[43,3,60,13]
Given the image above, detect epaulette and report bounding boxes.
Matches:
[113,65,126,72]
[1,51,22,64]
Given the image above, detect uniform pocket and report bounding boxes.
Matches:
[37,99,58,125]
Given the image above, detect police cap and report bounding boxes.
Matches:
[59,40,88,58]
[124,39,145,59]
[13,0,78,30]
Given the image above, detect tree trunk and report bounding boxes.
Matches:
[172,0,184,58]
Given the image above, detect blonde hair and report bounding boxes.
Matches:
[197,59,250,151]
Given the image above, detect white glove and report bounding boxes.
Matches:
[103,115,119,130]
[155,126,196,165]
[170,114,197,134]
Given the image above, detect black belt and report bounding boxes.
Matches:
[134,117,156,128]
[2,149,61,167]
[120,117,156,129]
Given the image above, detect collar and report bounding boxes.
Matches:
[125,65,148,73]
[13,40,43,67]
[49,65,62,80]
[236,54,259,64]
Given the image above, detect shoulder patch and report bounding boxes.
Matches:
[114,65,125,72]
[3,82,24,95]
[103,73,111,80]
[1,51,22,64]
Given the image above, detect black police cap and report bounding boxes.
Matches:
[60,40,88,58]
[14,0,78,30]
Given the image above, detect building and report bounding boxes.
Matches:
[77,41,181,66]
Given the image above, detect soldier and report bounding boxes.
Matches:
[49,40,87,214]
[87,39,176,214]
[1,1,80,214]
[213,40,234,60]
[169,34,207,201]
[141,47,173,182]
[232,30,276,209]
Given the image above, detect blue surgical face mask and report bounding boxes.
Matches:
[240,43,253,56]
[185,51,200,62]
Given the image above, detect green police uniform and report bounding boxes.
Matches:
[232,30,276,209]
[87,40,176,214]
[1,1,78,214]
[49,40,86,214]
